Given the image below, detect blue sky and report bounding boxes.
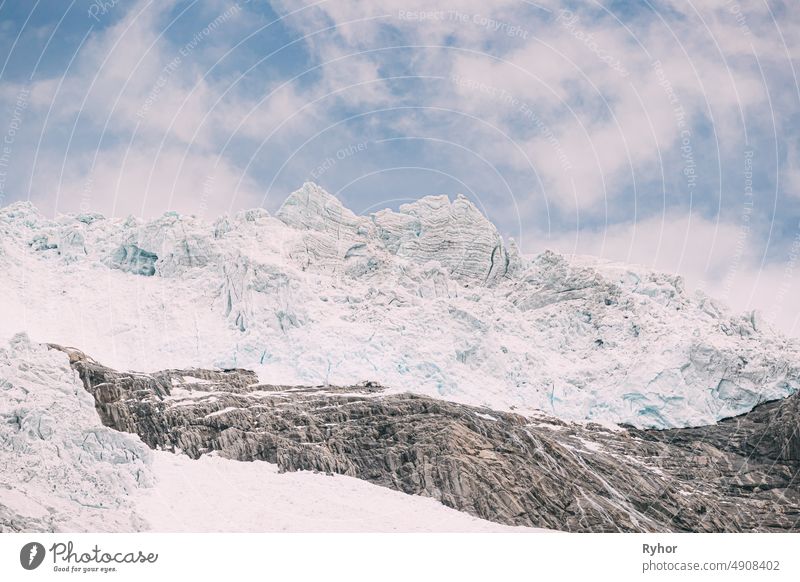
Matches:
[2,0,800,331]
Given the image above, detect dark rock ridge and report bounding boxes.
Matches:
[52,345,800,532]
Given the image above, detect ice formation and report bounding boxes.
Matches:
[1,182,798,428]
[0,334,152,531]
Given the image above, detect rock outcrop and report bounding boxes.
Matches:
[57,345,800,533]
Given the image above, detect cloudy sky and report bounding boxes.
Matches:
[1,0,800,333]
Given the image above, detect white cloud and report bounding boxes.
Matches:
[32,144,261,219]
[11,0,281,216]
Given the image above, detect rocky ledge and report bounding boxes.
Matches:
[53,345,800,532]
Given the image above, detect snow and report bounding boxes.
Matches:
[474,412,498,421]
[203,406,239,419]
[1,184,798,428]
[0,336,541,532]
[137,451,540,533]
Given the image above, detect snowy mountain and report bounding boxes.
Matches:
[3,184,800,533]
[5,336,799,533]
[1,182,798,429]
[0,335,537,532]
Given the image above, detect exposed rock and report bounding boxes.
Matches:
[57,345,800,532]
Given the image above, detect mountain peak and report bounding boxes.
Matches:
[3,187,799,431]
[276,182,361,235]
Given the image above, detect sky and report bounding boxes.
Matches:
[1,0,800,333]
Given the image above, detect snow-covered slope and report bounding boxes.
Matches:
[137,452,539,533]
[0,335,538,533]
[1,183,798,428]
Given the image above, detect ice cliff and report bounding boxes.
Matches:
[1,182,798,428]
[0,334,152,531]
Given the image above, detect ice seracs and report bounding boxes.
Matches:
[0,184,798,428]
[0,334,152,532]
[275,182,511,282]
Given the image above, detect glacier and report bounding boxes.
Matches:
[0,334,534,532]
[1,182,798,429]
[0,334,152,531]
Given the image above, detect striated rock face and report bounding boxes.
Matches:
[58,345,800,533]
[275,182,510,282]
[371,194,510,283]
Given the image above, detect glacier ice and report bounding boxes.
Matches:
[0,334,152,531]
[0,184,798,429]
